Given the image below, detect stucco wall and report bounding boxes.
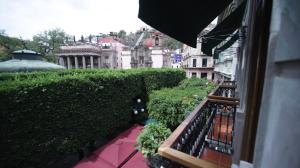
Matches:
[253,1,300,168]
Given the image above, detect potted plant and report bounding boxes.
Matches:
[136,123,172,168]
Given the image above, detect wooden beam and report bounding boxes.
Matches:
[208,98,240,105]
[208,95,240,102]
[158,147,222,168]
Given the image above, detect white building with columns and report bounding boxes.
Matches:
[56,44,102,69]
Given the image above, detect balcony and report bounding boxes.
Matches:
[158,81,239,168]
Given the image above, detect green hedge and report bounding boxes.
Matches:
[0,68,185,168]
[148,78,215,129]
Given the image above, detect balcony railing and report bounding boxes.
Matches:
[208,81,239,102]
[158,82,239,168]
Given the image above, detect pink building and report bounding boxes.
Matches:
[98,37,125,69]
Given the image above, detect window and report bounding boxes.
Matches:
[192,59,197,67]
[155,36,159,46]
[192,72,197,78]
[139,57,144,64]
[202,58,207,67]
[201,73,207,79]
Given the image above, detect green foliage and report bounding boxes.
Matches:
[0,28,68,62]
[148,78,215,129]
[162,35,183,50]
[179,78,216,92]
[137,123,171,157]
[117,30,127,39]
[32,28,67,62]
[0,35,24,61]
[0,68,185,168]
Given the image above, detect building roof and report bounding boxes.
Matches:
[0,59,65,72]
[0,49,65,72]
[98,37,121,44]
[12,49,41,55]
[143,38,153,48]
[57,44,101,54]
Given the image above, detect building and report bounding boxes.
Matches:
[56,36,126,69]
[170,50,183,68]
[128,30,170,68]
[214,40,239,81]
[120,47,131,69]
[0,49,65,72]
[131,30,168,68]
[98,37,125,69]
[56,44,102,69]
[182,36,214,80]
[138,0,300,168]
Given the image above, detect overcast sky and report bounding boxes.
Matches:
[0,0,147,39]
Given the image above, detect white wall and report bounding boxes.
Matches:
[121,51,131,69]
[253,1,300,168]
[151,49,163,68]
[186,69,213,80]
[172,62,181,68]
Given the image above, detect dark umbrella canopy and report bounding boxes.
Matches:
[202,0,247,55]
[138,0,233,48]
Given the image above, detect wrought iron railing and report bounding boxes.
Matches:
[206,99,236,155]
[158,82,239,168]
[208,81,239,102]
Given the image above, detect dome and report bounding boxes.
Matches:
[143,38,153,48]
[0,49,65,72]
[0,60,65,72]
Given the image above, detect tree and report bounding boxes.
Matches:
[117,30,127,39]
[162,36,183,50]
[0,33,23,61]
[0,29,6,36]
[32,28,67,62]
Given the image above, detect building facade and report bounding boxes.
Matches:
[56,44,102,69]
[214,40,239,81]
[182,38,214,80]
[56,36,126,69]
[120,47,131,69]
[98,37,124,69]
[127,30,171,69]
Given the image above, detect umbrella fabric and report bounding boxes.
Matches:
[138,0,232,48]
[202,0,247,55]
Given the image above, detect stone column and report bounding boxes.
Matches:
[98,57,101,68]
[75,56,78,69]
[67,56,71,69]
[90,56,94,69]
[82,56,86,69]
[59,57,64,66]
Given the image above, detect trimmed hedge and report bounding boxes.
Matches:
[148,78,216,129]
[0,68,185,168]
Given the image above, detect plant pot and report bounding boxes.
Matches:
[146,155,172,168]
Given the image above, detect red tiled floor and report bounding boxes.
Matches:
[208,114,233,143]
[200,147,232,168]
[122,151,148,168]
[73,124,148,168]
